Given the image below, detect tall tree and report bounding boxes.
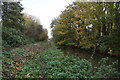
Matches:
[2,1,28,48]
[2,2,24,31]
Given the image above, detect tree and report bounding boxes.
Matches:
[51,1,120,55]
[52,2,97,47]
[2,2,28,48]
[2,2,24,31]
[51,5,78,46]
[23,14,48,41]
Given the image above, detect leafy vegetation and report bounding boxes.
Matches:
[1,1,48,78]
[1,1,120,79]
[2,46,119,78]
[51,2,120,55]
[2,27,29,48]
[41,47,119,78]
[3,48,41,78]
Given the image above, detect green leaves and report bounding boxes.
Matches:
[41,48,118,78]
[2,27,29,48]
[3,48,41,78]
[2,46,119,78]
[2,2,24,30]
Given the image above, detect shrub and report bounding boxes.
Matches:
[2,27,30,48]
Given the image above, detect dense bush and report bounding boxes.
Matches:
[41,47,119,78]
[2,27,30,48]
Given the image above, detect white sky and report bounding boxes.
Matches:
[21,0,75,38]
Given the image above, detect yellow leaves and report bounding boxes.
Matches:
[57,40,66,45]
[54,26,62,31]
[76,28,85,35]
[54,25,69,37]
[23,14,33,22]
[57,38,70,45]
[78,31,84,35]
[108,48,113,55]
[73,21,79,25]
[54,25,67,30]
[52,2,99,47]
[58,31,68,35]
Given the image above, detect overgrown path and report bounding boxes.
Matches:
[20,43,46,78]
[3,42,120,79]
[18,42,51,78]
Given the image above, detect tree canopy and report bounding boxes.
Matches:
[51,2,120,55]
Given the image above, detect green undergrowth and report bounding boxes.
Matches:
[2,46,120,79]
[3,48,41,78]
[41,47,119,78]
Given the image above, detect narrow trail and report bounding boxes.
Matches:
[20,43,47,78]
[3,43,41,53]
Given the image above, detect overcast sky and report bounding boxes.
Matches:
[21,0,75,38]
